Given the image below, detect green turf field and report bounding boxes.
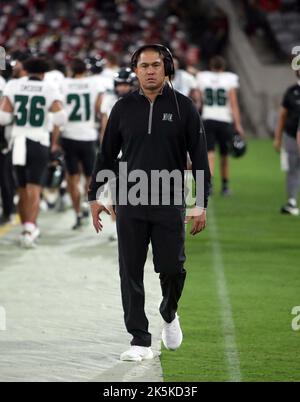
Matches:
[161,138,300,382]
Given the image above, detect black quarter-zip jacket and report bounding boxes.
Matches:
[88,84,211,208]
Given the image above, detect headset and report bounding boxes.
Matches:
[131,44,175,79]
[131,44,181,118]
[131,44,207,171]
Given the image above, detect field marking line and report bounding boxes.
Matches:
[208,206,242,382]
[0,215,20,237]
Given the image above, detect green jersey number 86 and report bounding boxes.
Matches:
[204,88,227,107]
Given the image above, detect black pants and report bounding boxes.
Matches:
[14,139,49,188]
[204,120,234,156]
[116,205,187,347]
[0,151,15,218]
[61,138,97,177]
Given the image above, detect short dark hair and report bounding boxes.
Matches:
[23,57,50,74]
[53,60,66,76]
[209,56,226,71]
[70,58,86,75]
[10,50,31,63]
[133,45,165,67]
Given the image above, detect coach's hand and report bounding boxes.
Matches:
[185,207,207,236]
[90,201,111,233]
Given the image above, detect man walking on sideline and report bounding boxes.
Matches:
[274,70,300,216]
[297,120,300,155]
[88,45,211,362]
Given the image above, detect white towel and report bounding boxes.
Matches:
[12,135,26,166]
[280,147,289,172]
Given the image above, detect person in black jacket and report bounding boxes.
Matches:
[88,44,211,362]
[297,119,300,155]
[0,71,15,226]
[274,70,300,216]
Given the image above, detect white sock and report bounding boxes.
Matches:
[24,222,36,233]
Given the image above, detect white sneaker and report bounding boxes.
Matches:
[281,204,299,216]
[39,199,48,212]
[120,346,154,362]
[20,233,36,249]
[31,227,41,242]
[162,313,183,351]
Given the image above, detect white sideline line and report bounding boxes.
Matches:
[209,207,242,382]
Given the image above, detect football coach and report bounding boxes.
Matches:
[88,44,211,362]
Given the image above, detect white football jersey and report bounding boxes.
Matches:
[172,69,197,97]
[196,71,239,123]
[62,76,104,141]
[100,92,123,159]
[91,74,114,93]
[101,92,118,116]
[101,67,119,80]
[45,70,65,132]
[0,76,6,97]
[44,70,65,93]
[3,77,63,146]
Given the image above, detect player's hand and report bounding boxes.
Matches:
[90,201,111,233]
[185,207,207,236]
[235,124,245,138]
[273,138,281,152]
[51,142,61,155]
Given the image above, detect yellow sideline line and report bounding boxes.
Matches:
[0,216,20,237]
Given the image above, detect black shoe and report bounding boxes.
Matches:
[82,202,90,218]
[281,203,299,216]
[72,216,83,230]
[82,209,89,219]
[221,187,232,197]
[47,202,56,210]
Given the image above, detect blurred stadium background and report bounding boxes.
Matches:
[1,0,299,135]
[1,0,300,382]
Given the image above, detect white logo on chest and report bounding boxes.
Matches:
[162,113,173,122]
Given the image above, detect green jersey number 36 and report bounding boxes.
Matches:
[14,95,46,127]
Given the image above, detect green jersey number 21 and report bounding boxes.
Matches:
[67,93,91,122]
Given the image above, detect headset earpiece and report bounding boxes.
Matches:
[130,44,175,78]
[131,44,180,120]
[161,46,175,77]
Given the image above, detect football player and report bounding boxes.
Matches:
[61,58,104,229]
[196,56,245,196]
[0,57,66,247]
